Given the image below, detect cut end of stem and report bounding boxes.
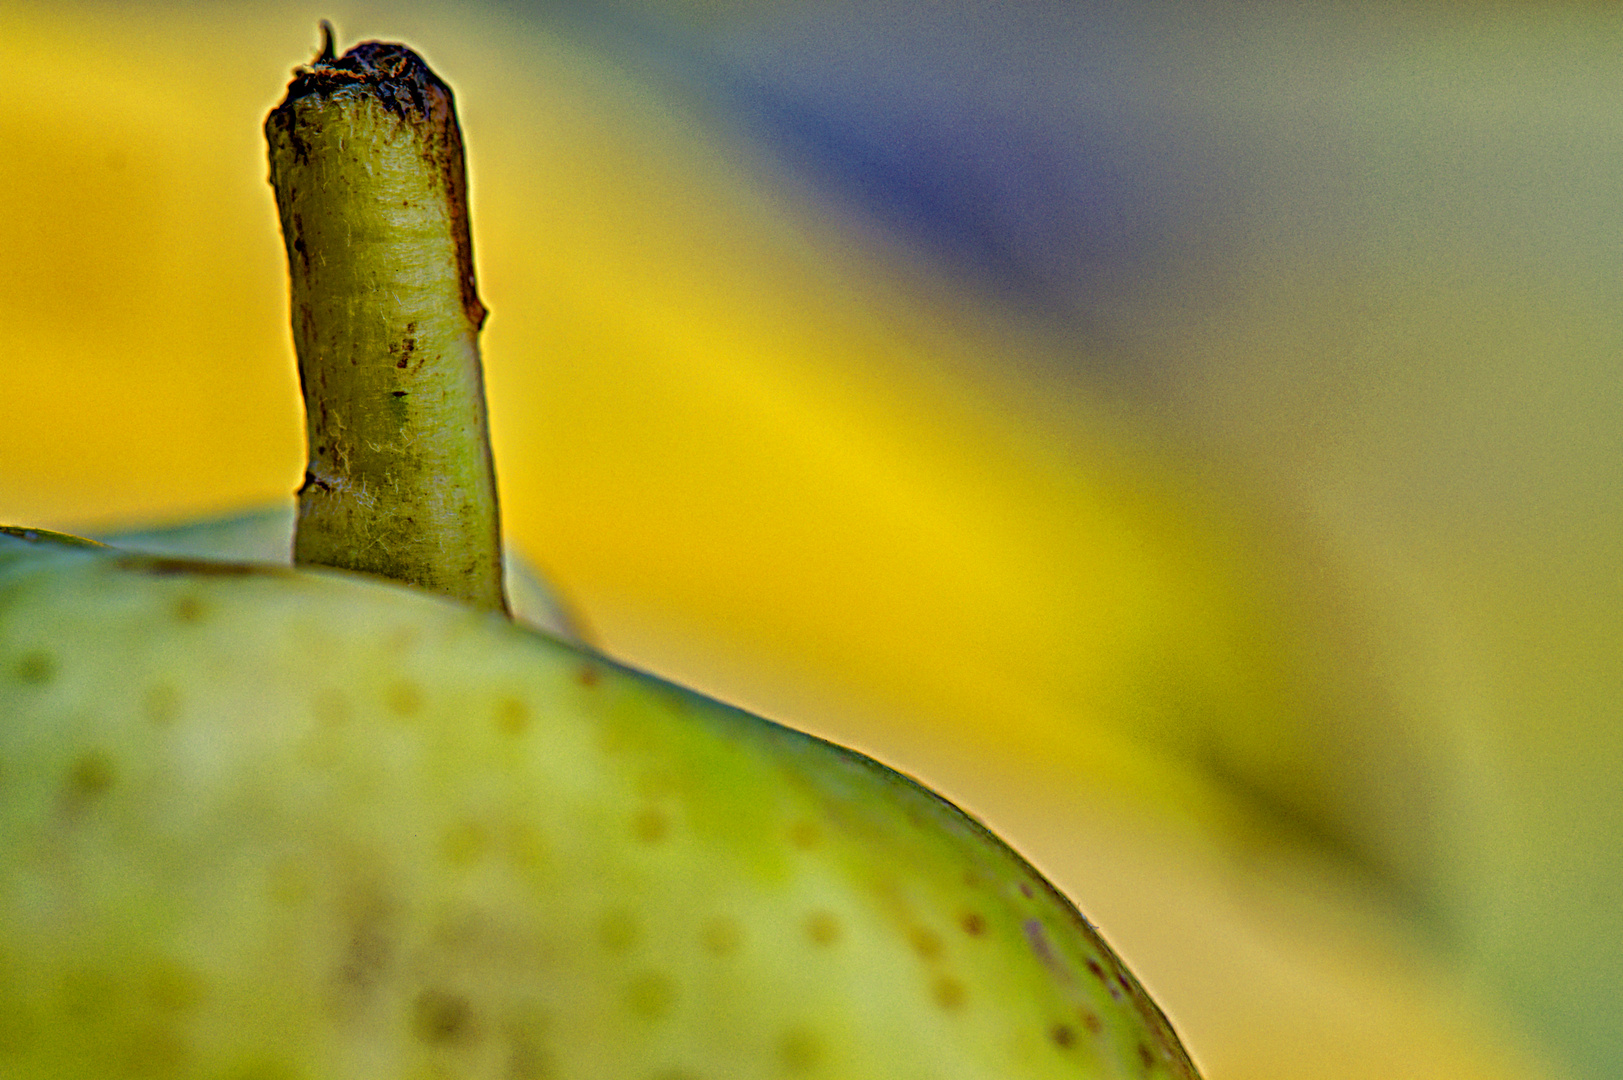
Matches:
[267,31,507,614]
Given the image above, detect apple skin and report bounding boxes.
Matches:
[97,503,589,644]
[0,529,1199,1079]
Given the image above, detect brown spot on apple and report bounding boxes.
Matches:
[778,1027,823,1073]
[931,975,966,1011]
[701,916,742,956]
[805,911,841,946]
[908,926,942,960]
[386,680,422,717]
[633,807,669,843]
[626,971,676,1020]
[413,988,474,1044]
[172,594,206,623]
[598,910,639,954]
[496,696,528,735]
[14,649,55,684]
[62,751,115,808]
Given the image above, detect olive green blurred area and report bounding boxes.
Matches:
[2,2,1618,1078]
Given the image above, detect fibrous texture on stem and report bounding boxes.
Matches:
[266,38,507,613]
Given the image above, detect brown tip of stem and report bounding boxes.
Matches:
[267,34,487,331]
[274,39,452,134]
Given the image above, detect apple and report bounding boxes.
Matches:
[0,31,1200,1080]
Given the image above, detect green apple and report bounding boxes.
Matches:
[0,524,1197,1079]
[0,31,1201,1080]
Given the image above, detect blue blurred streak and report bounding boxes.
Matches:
[529,1,1228,327]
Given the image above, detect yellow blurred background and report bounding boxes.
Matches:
[4,2,1619,1078]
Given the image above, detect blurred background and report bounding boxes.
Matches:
[2,2,1619,1077]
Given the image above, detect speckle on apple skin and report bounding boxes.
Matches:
[0,534,1200,1079]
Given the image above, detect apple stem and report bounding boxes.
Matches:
[265,33,509,614]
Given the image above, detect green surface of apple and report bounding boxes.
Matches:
[98,503,590,644]
[0,527,1200,1079]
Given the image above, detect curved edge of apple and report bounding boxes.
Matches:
[0,525,105,549]
[78,505,590,644]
